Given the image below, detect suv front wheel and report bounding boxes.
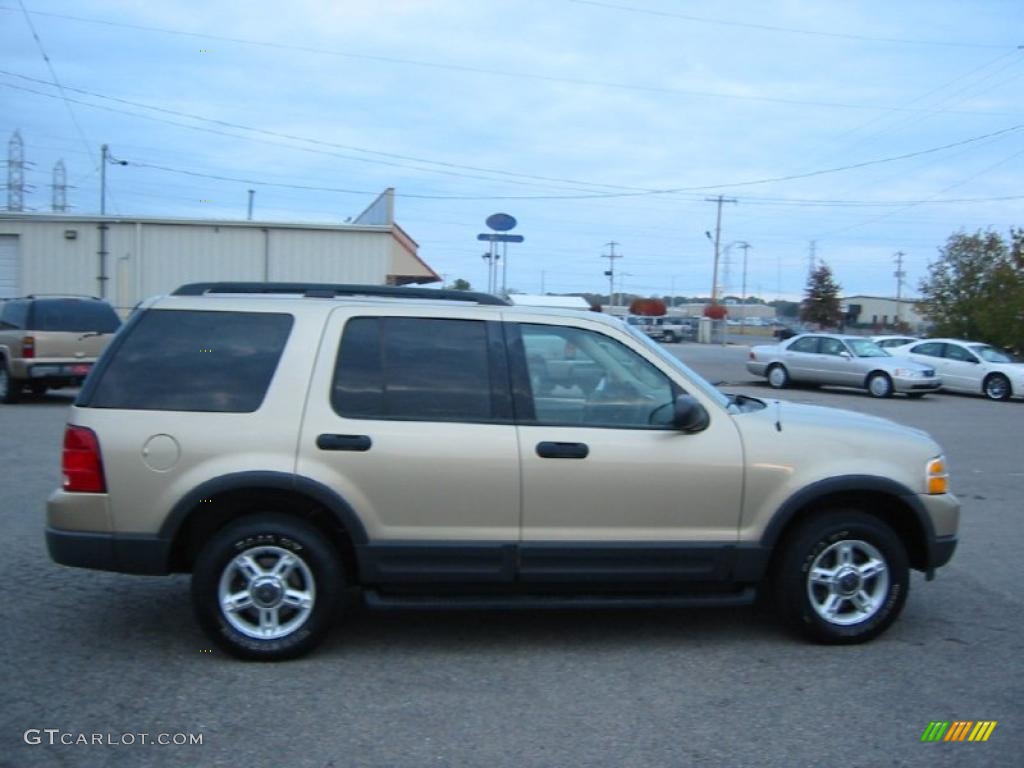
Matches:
[192,513,343,660]
[773,511,908,644]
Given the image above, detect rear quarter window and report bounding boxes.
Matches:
[85,309,293,412]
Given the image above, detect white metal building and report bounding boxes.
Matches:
[0,190,439,311]
[843,295,927,331]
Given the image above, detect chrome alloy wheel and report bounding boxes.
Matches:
[217,545,316,640]
[806,539,889,626]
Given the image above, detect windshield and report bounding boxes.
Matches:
[845,338,890,358]
[622,323,730,408]
[970,345,1013,363]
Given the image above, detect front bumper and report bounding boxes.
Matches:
[892,376,942,393]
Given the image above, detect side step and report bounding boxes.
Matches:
[363,588,756,612]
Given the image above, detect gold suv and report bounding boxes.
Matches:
[46,283,959,659]
[0,295,121,403]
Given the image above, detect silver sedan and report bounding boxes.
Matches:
[746,334,941,398]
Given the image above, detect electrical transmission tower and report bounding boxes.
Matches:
[894,251,906,326]
[7,130,28,211]
[52,159,68,212]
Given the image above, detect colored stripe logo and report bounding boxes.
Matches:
[921,721,997,742]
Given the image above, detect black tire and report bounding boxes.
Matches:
[773,510,909,644]
[0,360,22,404]
[767,364,789,389]
[906,392,926,400]
[866,372,893,398]
[29,382,47,396]
[983,373,1011,401]
[192,513,343,661]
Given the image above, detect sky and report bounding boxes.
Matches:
[1,0,1022,301]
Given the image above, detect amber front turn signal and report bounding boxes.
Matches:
[927,457,948,495]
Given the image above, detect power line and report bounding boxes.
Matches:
[7,78,1023,203]
[15,0,96,170]
[0,7,1020,116]
[566,0,1013,49]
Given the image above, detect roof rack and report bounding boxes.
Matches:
[172,282,510,306]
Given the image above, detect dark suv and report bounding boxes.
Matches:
[0,296,121,403]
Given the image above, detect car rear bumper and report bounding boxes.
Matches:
[45,527,172,575]
[9,360,94,381]
[746,361,768,377]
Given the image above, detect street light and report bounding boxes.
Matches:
[723,241,751,334]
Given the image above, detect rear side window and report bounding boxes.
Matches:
[28,299,121,333]
[910,342,944,357]
[0,300,29,329]
[332,317,493,422]
[87,310,292,412]
[788,336,818,353]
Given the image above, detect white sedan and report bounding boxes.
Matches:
[889,338,1024,401]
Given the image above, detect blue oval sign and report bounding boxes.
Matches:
[486,213,517,232]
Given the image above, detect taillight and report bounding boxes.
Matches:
[62,425,107,493]
[22,335,35,359]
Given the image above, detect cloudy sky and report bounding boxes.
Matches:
[2,0,1021,301]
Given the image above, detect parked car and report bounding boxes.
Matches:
[0,295,122,403]
[871,335,919,350]
[46,282,957,659]
[625,315,695,343]
[890,338,1024,401]
[747,333,941,398]
[773,324,805,340]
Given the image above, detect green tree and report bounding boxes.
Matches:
[800,263,843,328]
[918,229,1024,350]
[447,278,472,291]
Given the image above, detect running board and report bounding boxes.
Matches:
[362,588,756,612]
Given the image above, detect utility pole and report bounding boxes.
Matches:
[894,251,906,328]
[98,144,128,299]
[247,189,255,220]
[704,195,737,303]
[602,241,622,310]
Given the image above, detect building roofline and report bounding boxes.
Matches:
[0,212,394,234]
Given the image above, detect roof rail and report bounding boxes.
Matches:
[172,282,510,306]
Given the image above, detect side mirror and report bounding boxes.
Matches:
[839,350,852,359]
[673,394,710,433]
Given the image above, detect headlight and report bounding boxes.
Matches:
[927,456,949,495]
[892,368,923,378]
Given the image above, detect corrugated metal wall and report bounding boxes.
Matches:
[0,218,412,311]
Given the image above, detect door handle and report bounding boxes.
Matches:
[317,434,372,452]
[536,441,589,459]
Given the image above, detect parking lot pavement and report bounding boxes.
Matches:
[2,372,1022,768]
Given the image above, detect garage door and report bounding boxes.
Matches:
[0,235,19,298]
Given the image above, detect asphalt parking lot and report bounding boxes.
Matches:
[2,343,1021,768]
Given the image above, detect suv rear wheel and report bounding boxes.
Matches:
[774,511,908,644]
[0,359,21,404]
[192,513,343,660]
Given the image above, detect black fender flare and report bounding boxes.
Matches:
[159,470,369,547]
[759,474,937,565]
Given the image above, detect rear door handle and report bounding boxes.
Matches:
[317,434,372,452]
[536,441,589,459]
